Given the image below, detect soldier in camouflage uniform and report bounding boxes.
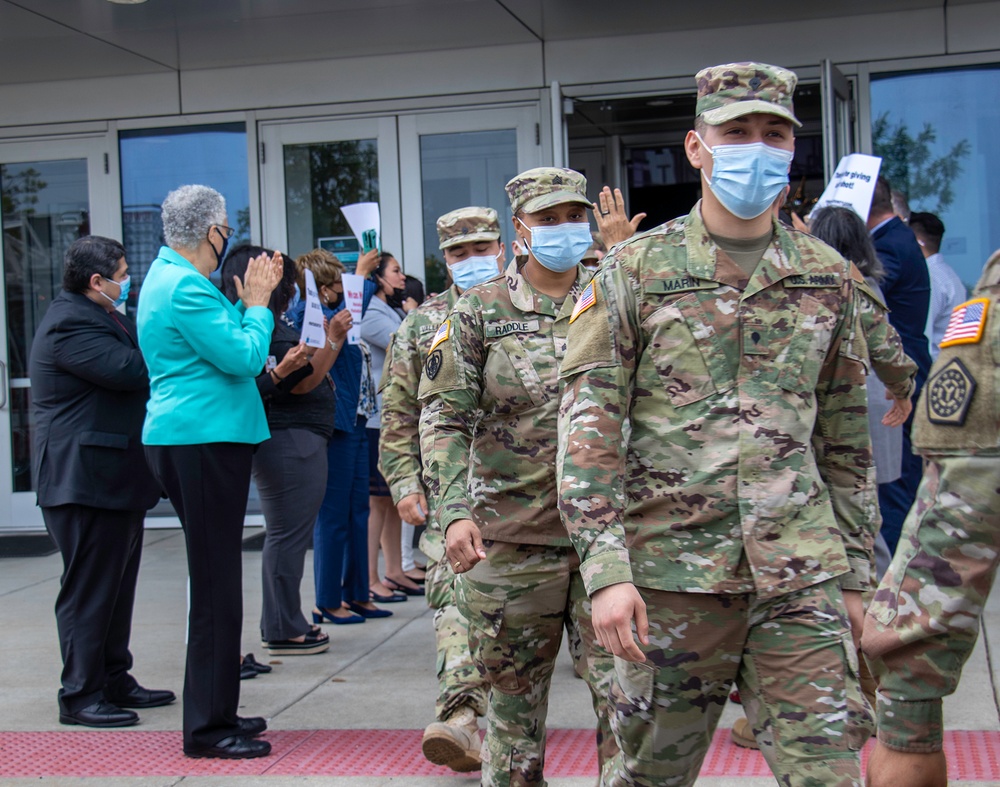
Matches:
[378,206,505,772]
[861,249,1000,787]
[419,167,617,787]
[556,63,876,786]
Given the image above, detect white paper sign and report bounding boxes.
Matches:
[299,269,327,349]
[340,202,381,252]
[341,273,365,345]
[813,154,882,222]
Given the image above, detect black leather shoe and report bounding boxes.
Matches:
[238,716,267,737]
[184,735,272,759]
[105,684,176,709]
[60,699,139,728]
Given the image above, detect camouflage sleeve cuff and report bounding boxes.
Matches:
[389,478,423,506]
[875,694,944,753]
[438,505,474,533]
[580,549,634,596]
[841,555,873,591]
[887,376,915,401]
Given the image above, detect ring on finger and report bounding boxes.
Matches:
[599,210,610,216]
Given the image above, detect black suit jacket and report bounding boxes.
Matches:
[872,216,933,391]
[29,291,161,511]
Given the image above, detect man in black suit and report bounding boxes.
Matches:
[867,177,933,555]
[29,235,172,727]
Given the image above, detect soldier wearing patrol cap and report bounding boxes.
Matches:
[861,249,1000,787]
[557,63,876,785]
[418,168,618,785]
[378,206,504,772]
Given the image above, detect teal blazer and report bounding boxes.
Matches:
[137,246,274,446]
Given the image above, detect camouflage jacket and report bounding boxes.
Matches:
[557,203,877,599]
[378,286,459,504]
[418,260,589,546]
[913,248,1000,458]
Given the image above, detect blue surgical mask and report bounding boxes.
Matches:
[696,132,793,220]
[517,217,592,273]
[101,275,131,308]
[449,252,501,292]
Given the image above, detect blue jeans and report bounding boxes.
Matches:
[314,416,370,609]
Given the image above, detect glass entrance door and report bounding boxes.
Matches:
[0,137,117,532]
[259,117,401,261]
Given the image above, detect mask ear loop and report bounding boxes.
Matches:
[515,216,534,258]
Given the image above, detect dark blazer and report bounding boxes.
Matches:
[872,216,933,391]
[29,291,161,511]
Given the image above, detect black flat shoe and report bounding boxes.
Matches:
[59,699,139,728]
[243,653,272,674]
[240,661,258,680]
[184,735,272,759]
[384,577,425,596]
[105,684,176,709]
[238,716,267,737]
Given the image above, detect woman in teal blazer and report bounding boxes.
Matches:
[137,185,285,761]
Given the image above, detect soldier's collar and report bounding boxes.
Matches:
[507,260,587,318]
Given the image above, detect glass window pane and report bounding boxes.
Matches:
[871,66,1000,289]
[119,123,249,304]
[283,139,378,261]
[419,129,517,294]
[1,158,89,492]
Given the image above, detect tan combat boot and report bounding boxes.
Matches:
[730,716,759,749]
[421,704,482,772]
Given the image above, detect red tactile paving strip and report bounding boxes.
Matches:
[1,728,998,779]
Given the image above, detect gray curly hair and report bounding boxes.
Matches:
[161,185,227,250]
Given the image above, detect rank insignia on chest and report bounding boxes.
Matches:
[926,357,977,426]
[940,298,989,348]
[429,319,450,352]
[569,280,596,323]
[425,348,443,380]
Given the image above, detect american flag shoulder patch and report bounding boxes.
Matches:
[570,280,597,324]
[429,319,450,352]
[940,297,989,348]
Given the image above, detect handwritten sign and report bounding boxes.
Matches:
[341,273,365,345]
[813,154,882,222]
[300,269,327,348]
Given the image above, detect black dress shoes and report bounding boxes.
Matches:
[59,699,139,728]
[184,735,272,759]
[238,716,267,736]
[105,684,176,709]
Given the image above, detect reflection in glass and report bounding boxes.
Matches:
[283,139,378,260]
[871,66,1000,288]
[419,130,517,294]
[119,123,249,306]
[1,158,89,491]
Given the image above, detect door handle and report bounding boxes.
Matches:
[0,360,8,410]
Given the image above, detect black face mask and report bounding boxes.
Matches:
[210,230,229,271]
[326,291,343,310]
[384,287,406,310]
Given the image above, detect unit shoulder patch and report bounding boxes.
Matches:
[926,357,977,426]
[425,348,443,381]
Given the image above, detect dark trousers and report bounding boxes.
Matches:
[43,504,144,714]
[314,416,369,609]
[254,428,328,641]
[878,424,924,555]
[144,442,253,748]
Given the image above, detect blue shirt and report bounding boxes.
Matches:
[288,278,375,435]
[137,246,274,445]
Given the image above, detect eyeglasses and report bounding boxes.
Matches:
[215,225,236,240]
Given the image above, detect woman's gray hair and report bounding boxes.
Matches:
[161,185,227,250]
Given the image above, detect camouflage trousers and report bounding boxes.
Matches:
[457,540,617,787]
[423,538,490,721]
[862,455,1000,752]
[604,579,872,787]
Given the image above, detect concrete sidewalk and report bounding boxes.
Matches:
[1,527,998,786]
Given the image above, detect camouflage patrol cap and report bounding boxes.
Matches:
[695,62,801,128]
[436,206,501,250]
[505,167,590,215]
